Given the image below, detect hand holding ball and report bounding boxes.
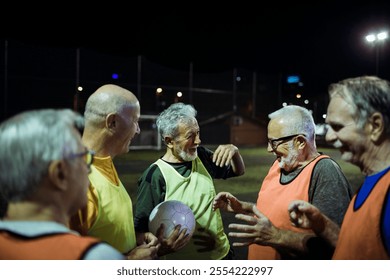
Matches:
[148,200,196,239]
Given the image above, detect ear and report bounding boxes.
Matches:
[164,136,174,148]
[295,135,306,149]
[105,113,116,130]
[48,160,68,191]
[368,112,384,142]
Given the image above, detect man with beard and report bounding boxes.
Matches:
[288,76,390,259]
[135,102,245,259]
[213,105,352,259]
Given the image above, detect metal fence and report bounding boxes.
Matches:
[1,39,328,147]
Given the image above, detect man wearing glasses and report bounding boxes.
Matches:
[213,105,352,259]
[0,109,125,259]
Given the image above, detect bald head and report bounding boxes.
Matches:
[82,84,141,157]
[94,84,138,103]
[84,84,139,124]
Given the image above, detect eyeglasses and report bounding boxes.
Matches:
[68,149,94,168]
[268,134,304,151]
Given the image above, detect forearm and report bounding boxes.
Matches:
[136,231,146,245]
[231,149,245,176]
[315,215,340,248]
[230,200,255,214]
[269,229,318,257]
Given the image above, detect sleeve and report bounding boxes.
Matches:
[134,164,166,232]
[197,146,237,179]
[68,183,99,235]
[309,158,353,226]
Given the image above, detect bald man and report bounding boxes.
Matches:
[69,84,159,260]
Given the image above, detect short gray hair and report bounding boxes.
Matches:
[268,105,316,143]
[328,76,390,136]
[0,109,84,202]
[156,103,197,139]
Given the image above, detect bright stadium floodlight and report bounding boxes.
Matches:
[365,31,388,42]
[365,31,388,75]
[377,31,388,40]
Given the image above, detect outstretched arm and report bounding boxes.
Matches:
[288,200,340,248]
[212,144,245,176]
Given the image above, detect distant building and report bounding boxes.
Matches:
[200,112,267,147]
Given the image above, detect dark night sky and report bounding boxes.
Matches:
[3,2,390,119]
[135,4,390,91]
[17,3,390,91]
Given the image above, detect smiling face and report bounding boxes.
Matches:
[325,95,369,170]
[171,118,201,162]
[267,118,303,172]
[115,102,141,155]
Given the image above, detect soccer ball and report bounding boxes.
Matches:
[148,200,196,239]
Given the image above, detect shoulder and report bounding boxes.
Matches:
[139,162,162,184]
[197,146,212,154]
[311,157,351,190]
[315,157,342,170]
[84,242,125,260]
[142,162,160,174]
[0,221,71,237]
[197,146,213,162]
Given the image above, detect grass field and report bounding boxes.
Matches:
[114,145,365,259]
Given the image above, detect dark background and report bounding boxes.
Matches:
[2,3,390,124]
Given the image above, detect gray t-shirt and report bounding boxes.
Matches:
[281,157,352,226]
[279,157,352,259]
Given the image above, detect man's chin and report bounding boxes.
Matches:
[188,153,198,161]
[187,153,198,161]
[178,150,197,162]
[340,151,353,163]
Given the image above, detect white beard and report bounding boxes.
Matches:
[278,141,299,172]
[178,147,197,162]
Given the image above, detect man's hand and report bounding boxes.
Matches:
[156,224,192,256]
[212,144,238,167]
[288,200,325,232]
[228,207,279,247]
[213,191,247,214]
